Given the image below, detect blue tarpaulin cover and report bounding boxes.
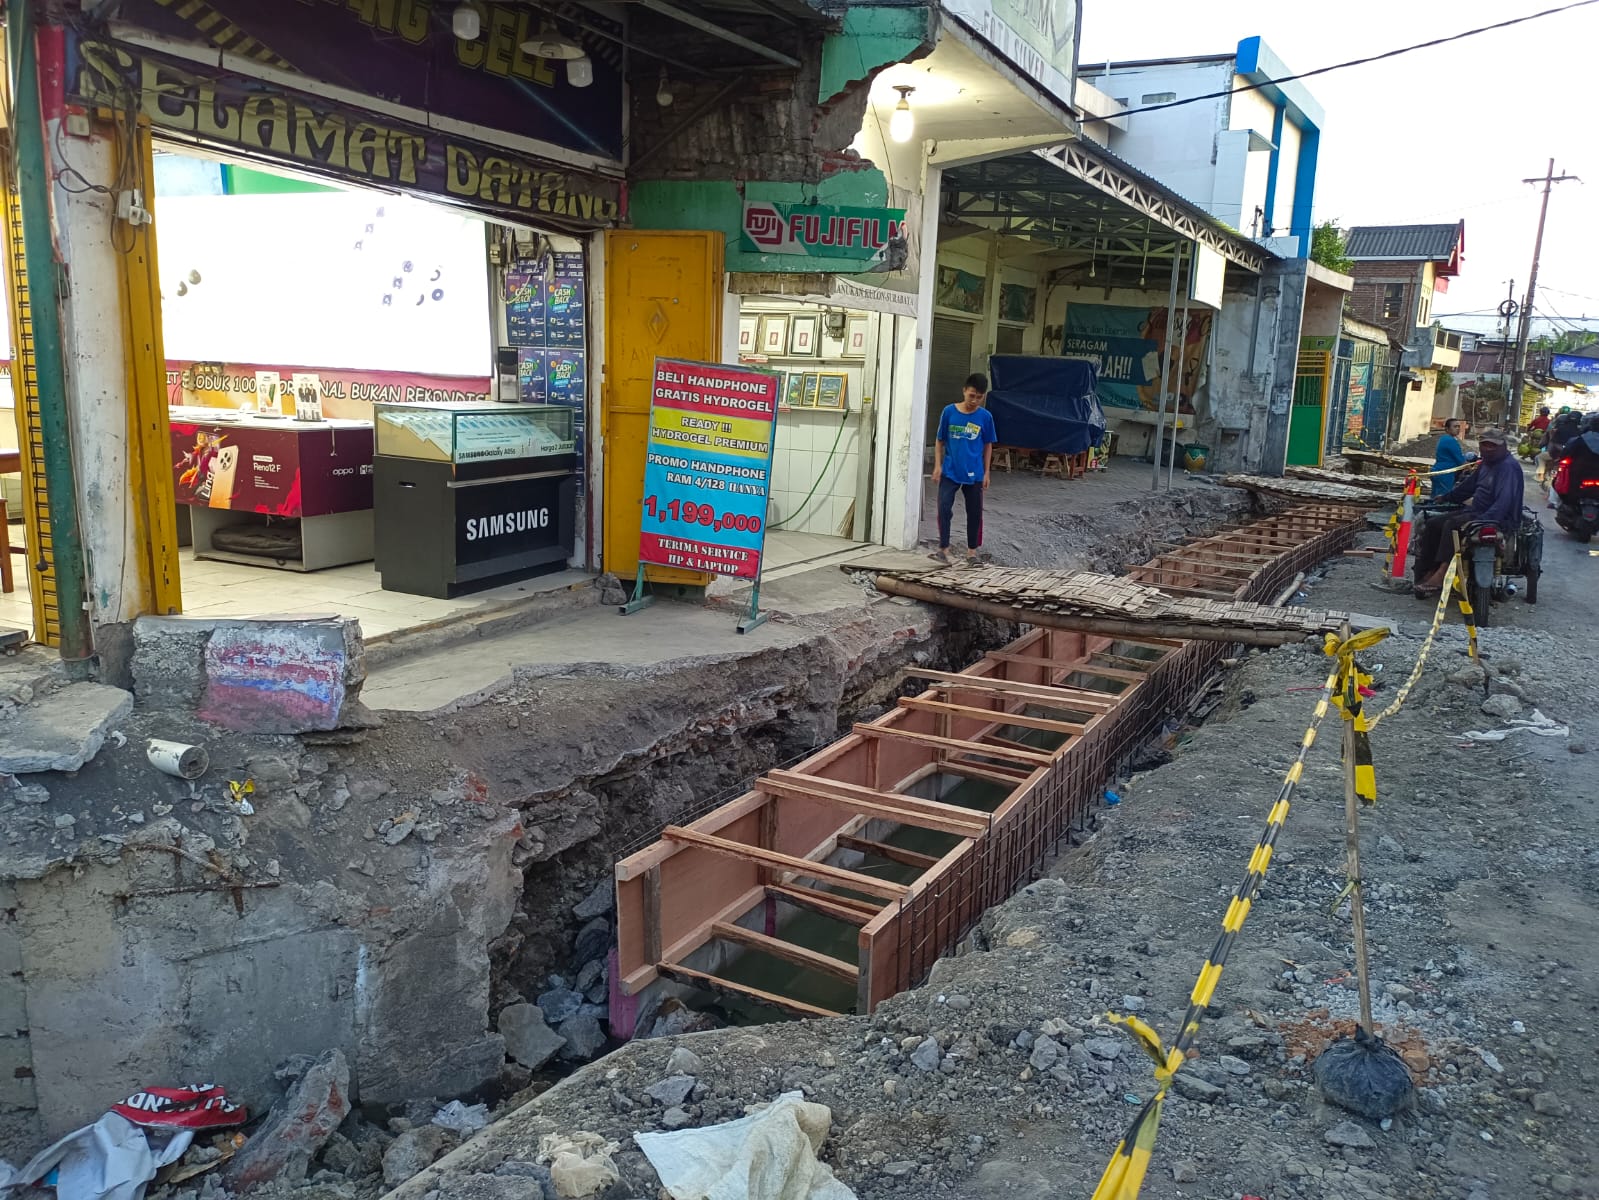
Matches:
[984,356,1107,456]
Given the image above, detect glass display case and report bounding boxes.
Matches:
[372,401,577,598]
[374,401,575,466]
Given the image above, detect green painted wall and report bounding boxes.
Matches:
[819,5,932,104]
[630,173,896,274]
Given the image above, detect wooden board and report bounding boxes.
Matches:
[835,834,941,871]
[662,826,911,900]
[896,696,1086,736]
[758,772,989,837]
[655,962,843,1019]
[851,722,1056,767]
[709,921,860,982]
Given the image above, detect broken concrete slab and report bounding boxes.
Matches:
[132,615,365,733]
[0,683,132,774]
[224,1048,351,1192]
[499,1003,566,1070]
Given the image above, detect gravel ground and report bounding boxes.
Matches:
[376,470,1599,1200]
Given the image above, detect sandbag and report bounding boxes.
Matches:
[1313,1027,1416,1119]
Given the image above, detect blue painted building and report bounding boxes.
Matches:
[1082,38,1324,257]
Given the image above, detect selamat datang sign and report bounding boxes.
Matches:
[741,201,907,264]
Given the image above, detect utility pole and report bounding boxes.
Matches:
[1508,160,1578,428]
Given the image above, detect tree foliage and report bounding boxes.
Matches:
[1310,221,1353,274]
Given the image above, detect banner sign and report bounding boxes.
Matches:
[639,359,778,579]
[103,1,622,160]
[1057,334,1160,392]
[169,361,491,420]
[741,202,907,263]
[1062,303,1213,411]
[68,35,621,229]
[1552,353,1599,379]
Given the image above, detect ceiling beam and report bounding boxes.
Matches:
[633,0,799,67]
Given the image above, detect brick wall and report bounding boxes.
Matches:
[1347,260,1415,346]
[627,31,879,184]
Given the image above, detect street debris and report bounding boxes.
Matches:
[1459,707,1569,742]
[2,1086,245,1200]
[145,740,209,780]
[222,1052,347,1193]
[537,1132,619,1199]
[634,1092,856,1200]
[430,1101,490,1136]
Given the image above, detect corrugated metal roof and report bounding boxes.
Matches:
[1345,223,1462,261]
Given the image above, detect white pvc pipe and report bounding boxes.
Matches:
[146,739,208,780]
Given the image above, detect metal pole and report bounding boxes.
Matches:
[1150,247,1180,490]
[1509,160,1577,429]
[1167,245,1192,490]
[6,1,94,672]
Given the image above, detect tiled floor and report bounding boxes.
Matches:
[0,548,592,642]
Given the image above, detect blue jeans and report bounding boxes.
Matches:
[937,477,983,550]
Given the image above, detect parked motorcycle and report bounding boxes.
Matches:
[1550,431,1599,543]
[1412,502,1543,625]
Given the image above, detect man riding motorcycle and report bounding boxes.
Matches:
[1551,412,1599,542]
[1413,426,1524,598]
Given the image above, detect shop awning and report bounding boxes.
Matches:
[943,141,1273,277]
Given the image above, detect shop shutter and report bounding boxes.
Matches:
[926,317,976,444]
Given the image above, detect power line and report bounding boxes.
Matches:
[1099,0,1599,120]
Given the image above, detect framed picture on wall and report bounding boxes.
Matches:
[789,314,820,357]
[738,316,759,356]
[815,372,848,410]
[801,373,822,407]
[844,315,869,358]
[784,373,806,407]
[759,314,789,355]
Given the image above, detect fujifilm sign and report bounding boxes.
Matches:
[465,507,552,541]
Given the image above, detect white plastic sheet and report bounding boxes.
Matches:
[1,1113,193,1200]
[1460,708,1569,742]
[634,1092,857,1200]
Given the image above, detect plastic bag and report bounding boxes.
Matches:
[1313,1027,1416,1119]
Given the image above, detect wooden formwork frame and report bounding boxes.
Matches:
[612,505,1369,1020]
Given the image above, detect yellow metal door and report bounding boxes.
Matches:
[602,230,722,584]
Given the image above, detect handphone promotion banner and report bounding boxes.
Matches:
[638,359,778,579]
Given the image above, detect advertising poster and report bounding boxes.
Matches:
[505,266,546,348]
[517,349,547,404]
[291,373,325,421]
[254,370,282,417]
[1063,303,1212,411]
[170,420,373,517]
[547,272,586,348]
[638,359,778,579]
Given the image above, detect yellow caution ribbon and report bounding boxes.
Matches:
[1090,653,1353,1200]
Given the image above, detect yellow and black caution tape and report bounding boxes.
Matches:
[1367,553,1484,727]
[1089,628,1387,1199]
[1326,629,1383,805]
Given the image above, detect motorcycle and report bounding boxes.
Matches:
[1551,435,1599,543]
[1411,502,1543,626]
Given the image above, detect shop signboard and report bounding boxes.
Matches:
[638,359,779,580]
[1552,353,1599,380]
[741,202,907,264]
[940,0,1078,110]
[102,1,623,161]
[67,35,621,230]
[1057,334,1161,401]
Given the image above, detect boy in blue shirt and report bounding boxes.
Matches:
[932,373,997,565]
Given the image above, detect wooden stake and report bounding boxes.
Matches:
[1339,623,1376,1036]
[655,962,843,1019]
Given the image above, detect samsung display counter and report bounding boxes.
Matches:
[372,401,577,598]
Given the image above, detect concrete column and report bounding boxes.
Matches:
[1259,258,1309,477]
[889,168,942,550]
[978,234,1001,370]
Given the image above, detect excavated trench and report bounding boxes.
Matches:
[611,505,1369,1033]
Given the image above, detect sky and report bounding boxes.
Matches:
[1079,0,1599,337]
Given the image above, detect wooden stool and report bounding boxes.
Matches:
[1040,454,1064,479]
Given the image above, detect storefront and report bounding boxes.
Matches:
[1,5,623,642]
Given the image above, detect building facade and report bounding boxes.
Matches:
[1344,222,1466,443]
[1081,38,1324,257]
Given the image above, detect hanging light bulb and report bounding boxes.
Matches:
[452,3,481,40]
[889,85,915,143]
[656,67,674,107]
[567,53,593,88]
